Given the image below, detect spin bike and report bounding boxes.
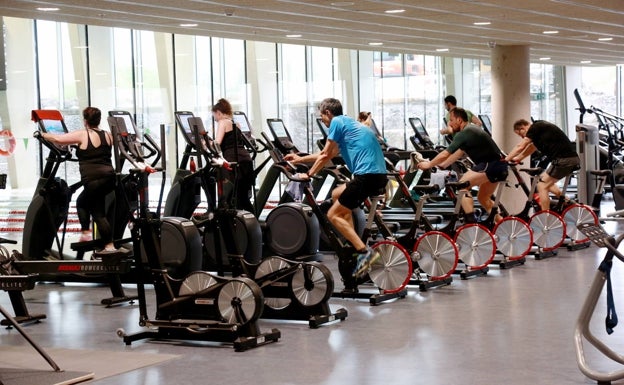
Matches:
[108,118,280,351]
[382,160,518,283]
[264,160,412,305]
[502,162,598,259]
[186,118,347,328]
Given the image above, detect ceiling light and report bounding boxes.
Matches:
[385,9,405,14]
[286,34,302,38]
[473,21,491,26]
[598,37,613,41]
[436,48,449,52]
[580,60,591,64]
[37,7,59,11]
[543,30,559,34]
[539,57,551,61]
[368,42,383,46]
[179,23,197,27]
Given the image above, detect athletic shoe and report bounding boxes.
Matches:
[352,248,381,278]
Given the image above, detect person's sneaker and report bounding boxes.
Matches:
[352,248,381,278]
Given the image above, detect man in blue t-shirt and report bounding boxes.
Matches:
[285,98,387,292]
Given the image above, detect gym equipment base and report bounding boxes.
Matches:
[567,240,591,251]
[491,255,526,269]
[261,304,348,329]
[410,275,453,292]
[331,286,407,306]
[454,265,489,280]
[118,319,281,352]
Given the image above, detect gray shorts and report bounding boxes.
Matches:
[546,156,580,180]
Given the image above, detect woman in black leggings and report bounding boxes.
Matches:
[42,107,117,252]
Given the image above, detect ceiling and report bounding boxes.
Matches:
[2,0,624,66]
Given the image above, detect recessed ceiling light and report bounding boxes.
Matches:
[180,23,197,27]
[385,9,405,14]
[368,42,383,46]
[580,60,591,64]
[539,57,551,61]
[598,37,613,41]
[37,7,59,11]
[286,34,302,38]
[543,30,559,34]
[436,48,449,52]
[473,21,491,26]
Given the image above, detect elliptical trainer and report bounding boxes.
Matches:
[108,116,279,350]
[164,112,262,271]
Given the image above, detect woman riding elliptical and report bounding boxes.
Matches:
[212,98,255,213]
[41,107,118,253]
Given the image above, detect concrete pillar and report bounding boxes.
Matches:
[491,45,531,214]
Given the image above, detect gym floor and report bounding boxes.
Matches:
[2,192,624,385]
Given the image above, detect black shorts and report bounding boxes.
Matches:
[472,159,508,182]
[338,174,388,209]
[546,156,580,180]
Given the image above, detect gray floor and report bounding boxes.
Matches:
[2,195,624,384]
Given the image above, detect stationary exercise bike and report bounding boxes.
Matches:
[261,135,411,305]
[502,161,598,259]
[108,117,279,350]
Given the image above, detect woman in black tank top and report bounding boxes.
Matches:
[212,98,255,213]
[41,107,117,253]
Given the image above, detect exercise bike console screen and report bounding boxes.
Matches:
[266,118,295,153]
[174,111,196,146]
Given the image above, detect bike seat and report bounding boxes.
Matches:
[411,184,440,194]
[590,169,612,177]
[445,181,470,190]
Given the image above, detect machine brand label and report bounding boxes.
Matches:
[57,264,122,272]
[195,298,215,305]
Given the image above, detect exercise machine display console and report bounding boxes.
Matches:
[408,117,435,150]
[174,111,197,146]
[266,118,297,153]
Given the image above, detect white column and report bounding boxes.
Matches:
[491,45,531,214]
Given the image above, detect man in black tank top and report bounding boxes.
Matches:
[42,107,117,253]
